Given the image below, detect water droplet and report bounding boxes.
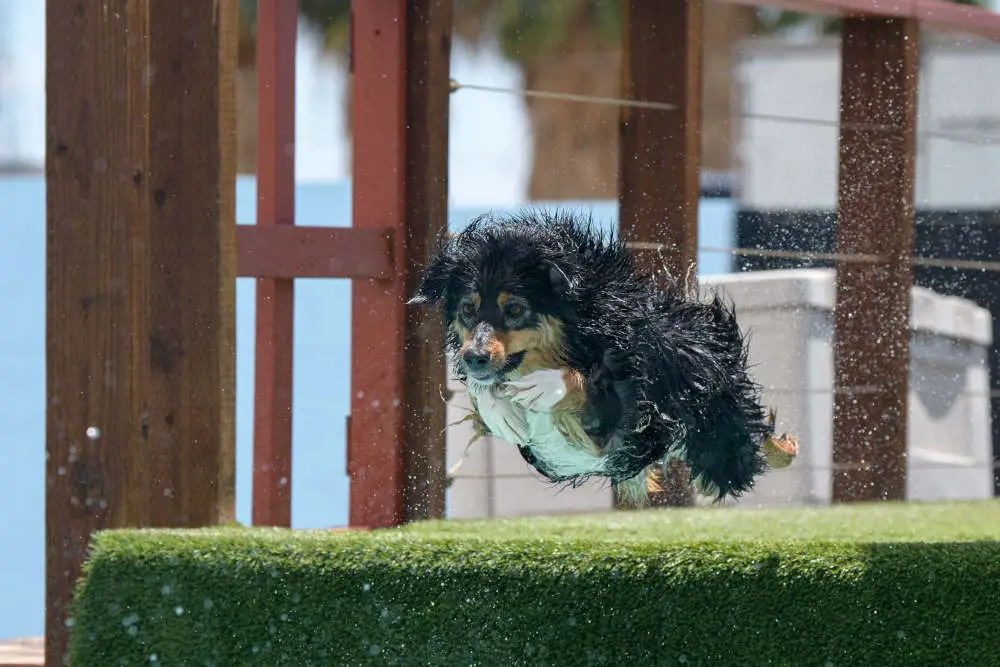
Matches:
[86,426,101,440]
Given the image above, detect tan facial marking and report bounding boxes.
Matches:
[485,336,506,361]
[453,318,472,356]
[508,315,568,374]
[497,291,512,308]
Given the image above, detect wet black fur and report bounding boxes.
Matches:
[409,209,772,500]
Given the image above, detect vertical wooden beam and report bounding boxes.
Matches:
[618,0,703,507]
[142,0,239,528]
[403,0,452,522]
[832,18,919,502]
[620,0,703,281]
[349,1,409,528]
[252,0,297,527]
[45,0,237,663]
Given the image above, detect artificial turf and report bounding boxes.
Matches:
[69,500,1000,666]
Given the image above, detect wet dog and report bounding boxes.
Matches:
[408,210,797,506]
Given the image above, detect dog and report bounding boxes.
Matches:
[408,209,797,507]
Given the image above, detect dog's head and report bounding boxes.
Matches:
[408,219,575,385]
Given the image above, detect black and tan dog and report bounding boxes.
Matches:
[409,210,797,506]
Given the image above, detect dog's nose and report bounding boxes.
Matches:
[462,349,491,374]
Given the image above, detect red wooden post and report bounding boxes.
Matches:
[349,1,409,527]
[252,0,297,527]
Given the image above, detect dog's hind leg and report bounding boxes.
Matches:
[613,468,654,508]
[760,408,799,469]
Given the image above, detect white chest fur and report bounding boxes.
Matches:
[467,370,607,479]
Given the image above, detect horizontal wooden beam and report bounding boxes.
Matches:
[236,226,394,280]
[714,0,1000,40]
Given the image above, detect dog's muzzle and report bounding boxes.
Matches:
[461,322,525,382]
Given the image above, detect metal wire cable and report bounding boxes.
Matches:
[449,78,1000,147]
[450,459,1000,479]
[653,244,1000,274]
[757,388,1000,399]
[446,81,1000,274]
[449,80,680,112]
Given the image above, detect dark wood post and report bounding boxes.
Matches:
[619,0,704,507]
[45,0,237,663]
[832,17,919,502]
[403,0,453,522]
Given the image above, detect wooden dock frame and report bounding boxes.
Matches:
[41,0,451,663]
[37,0,1000,664]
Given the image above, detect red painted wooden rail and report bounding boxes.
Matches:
[242,0,411,529]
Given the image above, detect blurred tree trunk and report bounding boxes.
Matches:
[236,67,258,174]
[523,45,621,200]
[236,22,258,174]
[701,2,758,173]
[524,2,756,200]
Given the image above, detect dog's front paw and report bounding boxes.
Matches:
[503,369,568,412]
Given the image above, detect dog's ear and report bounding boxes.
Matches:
[408,251,454,306]
[544,260,573,297]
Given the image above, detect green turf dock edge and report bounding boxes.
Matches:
[69,500,1000,666]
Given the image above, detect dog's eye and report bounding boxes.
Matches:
[460,302,477,318]
[505,302,526,319]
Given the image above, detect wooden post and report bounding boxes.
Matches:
[252,0,297,528]
[349,1,410,528]
[45,0,237,663]
[403,0,453,522]
[618,0,703,507]
[832,18,919,502]
[349,0,452,527]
